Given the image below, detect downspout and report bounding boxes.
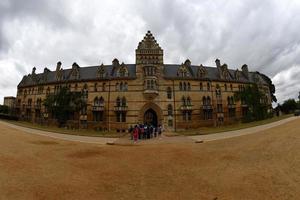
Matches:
[107,79,111,131]
[173,80,177,132]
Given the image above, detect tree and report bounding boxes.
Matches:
[0,105,9,114]
[43,86,86,127]
[281,99,297,114]
[234,84,269,122]
[257,72,277,103]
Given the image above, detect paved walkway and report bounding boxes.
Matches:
[0,120,117,145]
[0,116,298,145]
[188,116,298,142]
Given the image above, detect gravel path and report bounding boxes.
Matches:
[0,116,297,145]
[188,116,298,142]
[0,120,117,145]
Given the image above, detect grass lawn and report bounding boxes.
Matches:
[2,120,124,138]
[176,114,294,136]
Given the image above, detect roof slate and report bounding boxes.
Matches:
[18,64,267,87]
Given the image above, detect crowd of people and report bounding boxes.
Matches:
[128,124,163,143]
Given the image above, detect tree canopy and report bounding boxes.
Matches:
[279,99,298,114]
[43,86,86,126]
[234,84,269,122]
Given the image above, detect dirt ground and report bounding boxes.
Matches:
[0,118,300,200]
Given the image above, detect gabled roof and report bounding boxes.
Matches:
[18,64,136,87]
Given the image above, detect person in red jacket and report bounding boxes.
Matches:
[133,125,139,143]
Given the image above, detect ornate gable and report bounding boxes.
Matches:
[71,62,80,79]
[197,64,207,78]
[137,31,162,50]
[117,63,129,77]
[177,64,191,77]
[235,69,241,80]
[220,64,230,80]
[42,67,50,82]
[177,59,193,78]
[97,64,106,78]
[136,31,163,65]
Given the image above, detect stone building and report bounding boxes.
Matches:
[3,96,16,108]
[15,31,272,131]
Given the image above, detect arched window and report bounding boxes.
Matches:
[200,82,203,91]
[183,82,187,91]
[187,96,191,105]
[187,82,191,91]
[215,84,221,96]
[203,96,207,105]
[94,83,97,92]
[121,97,126,106]
[102,83,106,91]
[167,104,173,116]
[116,97,121,107]
[182,96,186,105]
[227,96,230,105]
[224,84,227,91]
[207,82,210,91]
[179,82,183,91]
[94,97,99,106]
[230,84,233,91]
[207,96,211,105]
[46,87,50,95]
[99,97,104,105]
[82,84,88,99]
[124,82,128,91]
[116,83,119,91]
[120,82,124,91]
[167,87,172,99]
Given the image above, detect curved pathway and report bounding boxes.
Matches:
[0,120,117,145]
[188,116,298,142]
[0,116,298,145]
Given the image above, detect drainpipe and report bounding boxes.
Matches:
[173,80,177,132]
[107,79,111,131]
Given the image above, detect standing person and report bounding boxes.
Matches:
[144,124,148,139]
[149,125,153,139]
[133,125,139,143]
[158,124,162,137]
[138,124,142,140]
[154,126,158,138]
[128,125,133,140]
[140,125,145,140]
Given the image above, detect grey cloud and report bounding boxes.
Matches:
[1,0,300,104]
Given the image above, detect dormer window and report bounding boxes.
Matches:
[97,64,106,78]
[197,65,207,78]
[117,64,129,77]
[177,65,190,77]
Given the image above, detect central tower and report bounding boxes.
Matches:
[136,31,164,100]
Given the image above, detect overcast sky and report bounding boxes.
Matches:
[1,0,300,104]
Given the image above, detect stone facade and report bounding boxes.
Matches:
[3,96,16,108]
[15,31,272,131]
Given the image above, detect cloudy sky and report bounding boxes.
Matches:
[0,0,300,104]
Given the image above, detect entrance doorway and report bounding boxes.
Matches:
[144,109,158,127]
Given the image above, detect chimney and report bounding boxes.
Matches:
[56,61,62,71]
[184,59,191,67]
[112,58,119,67]
[241,64,249,78]
[215,59,221,68]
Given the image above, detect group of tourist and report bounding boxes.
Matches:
[128,124,163,143]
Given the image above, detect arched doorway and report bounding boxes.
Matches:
[144,109,158,127]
